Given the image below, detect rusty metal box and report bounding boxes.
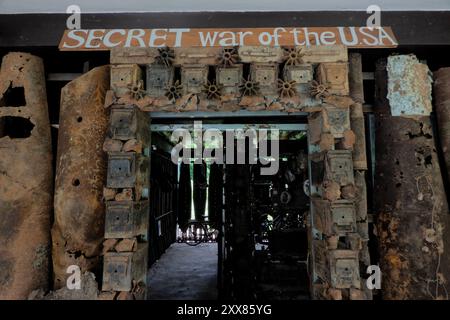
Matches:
[283,64,313,93]
[181,65,208,95]
[324,107,351,138]
[310,150,354,188]
[146,65,173,97]
[107,152,137,188]
[250,63,278,95]
[105,201,149,239]
[308,107,351,144]
[108,106,150,143]
[329,250,360,289]
[109,106,138,140]
[110,64,142,97]
[312,199,356,236]
[326,150,354,186]
[106,152,149,191]
[216,65,243,95]
[316,62,349,96]
[102,244,148,291]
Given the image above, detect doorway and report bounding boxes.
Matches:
[146,113,310,300]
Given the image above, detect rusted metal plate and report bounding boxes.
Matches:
[348,53,367,170]
[146,65,174,97]
[238,46,283,63]
[375,59,450,299]
[308,107,351,144]
[181,65,208,95]
[310,151,354,188]
[0,52,53,299]
[107,105,150,144]
[110,47,158,65]
[434,67,450,185]
[325,151,354,186]
[301,45,348,63]
[312,199,356,236]
[348,53,364,104]
[104,201,149,239]
[316,62,349,96]
[387,55,432,116]
[283,64,313,94]
[216,65,243,95]
[250,63,278,96]
[329,250,360,289]
[350,103,367,170]
[106,152,150,200]
[107,152,137,188]
[102,243,147,291]
[110,64,142,97]
[52,65,110,289]
[174,47,221,65]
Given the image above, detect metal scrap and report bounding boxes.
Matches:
[0,52,53,299]
[387,55,433,116]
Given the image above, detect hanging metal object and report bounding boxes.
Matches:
[164,80,183,101]
[218,47,239,67]
[283,47,305,66]
[202,81,222,100]
[239,77,260,96]
[310,80,330,100]
[156,47,175,67]
[277,79,297,98]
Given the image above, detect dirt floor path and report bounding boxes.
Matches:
[147,243,218,300]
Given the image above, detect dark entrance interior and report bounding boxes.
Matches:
[146,114,311,300]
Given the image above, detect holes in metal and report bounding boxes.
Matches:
[0,116,34,139]
[0,85,26,107]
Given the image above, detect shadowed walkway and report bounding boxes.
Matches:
[147,243,218,300]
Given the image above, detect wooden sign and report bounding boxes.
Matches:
[59,27,397,51]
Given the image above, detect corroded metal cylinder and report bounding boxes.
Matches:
[52,66,110,289]
[348,53,367,170]
[434,67,450,184]
[375,59,450,300]
[350,103,367,170]
[348,53,365,104]
[0,53,53,299]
